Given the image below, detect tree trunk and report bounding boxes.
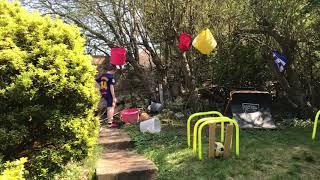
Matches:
[181,52,195,93]
[240,26,313,117]
[263,50,312,118]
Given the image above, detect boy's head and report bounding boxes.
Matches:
[106,64,117,73]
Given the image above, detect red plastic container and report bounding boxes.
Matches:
[179,33,192,52]
[110,48,126,65]
[120,108,139,124]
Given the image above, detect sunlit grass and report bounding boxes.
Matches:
[125,124,320,180]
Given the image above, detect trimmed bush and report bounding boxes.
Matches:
[0,1,99,178]
[0,157,28,180]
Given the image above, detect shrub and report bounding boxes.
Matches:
[0,1,99,178]
[0,157,28,180]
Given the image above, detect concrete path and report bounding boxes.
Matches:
[96,127,157,180]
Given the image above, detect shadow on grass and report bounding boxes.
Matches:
[125,125,320,180]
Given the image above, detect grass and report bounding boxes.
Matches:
[125,123,320,180]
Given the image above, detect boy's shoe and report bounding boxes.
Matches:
[108,121,119,128]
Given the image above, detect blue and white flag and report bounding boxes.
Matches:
[272,51,287,72]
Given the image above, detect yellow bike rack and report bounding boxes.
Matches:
[193,117,224,153]
[312,110,320,140]
[187,111,224,148]
[197,117,240,160]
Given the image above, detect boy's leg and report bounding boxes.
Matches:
[107,106,114,124]
[105,96,113,124]
[107,104,118,128]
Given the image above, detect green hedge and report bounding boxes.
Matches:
[0,1,99,178]
[0,157,27,180]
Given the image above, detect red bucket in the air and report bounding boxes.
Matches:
[179,33,192,52]
[110,48,126,65]
[120,108,139,124]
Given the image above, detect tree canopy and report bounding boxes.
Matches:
[25,0,320,116]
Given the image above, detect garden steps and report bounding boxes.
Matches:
[98,128,134,149]
[96,127,158,180]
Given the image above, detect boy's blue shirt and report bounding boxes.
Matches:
[96,73,115,98]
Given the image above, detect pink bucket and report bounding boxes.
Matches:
[120,108,139,124]
[110,48,126,65]
[179,33,192,52]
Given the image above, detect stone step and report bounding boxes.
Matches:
[96,149,157,180]
[96,127,158,180]
[98,127,134,149]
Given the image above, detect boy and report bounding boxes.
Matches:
[96,64,118,128]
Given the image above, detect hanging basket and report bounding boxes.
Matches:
[110,48,126,66]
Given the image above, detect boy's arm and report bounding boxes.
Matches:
[110,84,117,104]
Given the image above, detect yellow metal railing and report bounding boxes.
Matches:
[312,110,320,140]
[187,111,223,148]
[193,118,224,153]
[197,117,240,160]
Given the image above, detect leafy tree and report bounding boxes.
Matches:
[0,1,99,178]
[24,0,164,97]
[236,0,320,115]
[26,0,320,115]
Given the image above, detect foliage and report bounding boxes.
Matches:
[281,118,313,128]
[125,124,320,180]
[0,157,28,180]
[54,145,103,180]
[25,0,320,114]
[0,1,99,178]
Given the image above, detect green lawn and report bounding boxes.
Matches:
[125,123,320,180]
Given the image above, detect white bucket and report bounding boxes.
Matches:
[139,117,161,133]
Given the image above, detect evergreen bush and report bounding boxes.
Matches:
[0,1,99,178]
